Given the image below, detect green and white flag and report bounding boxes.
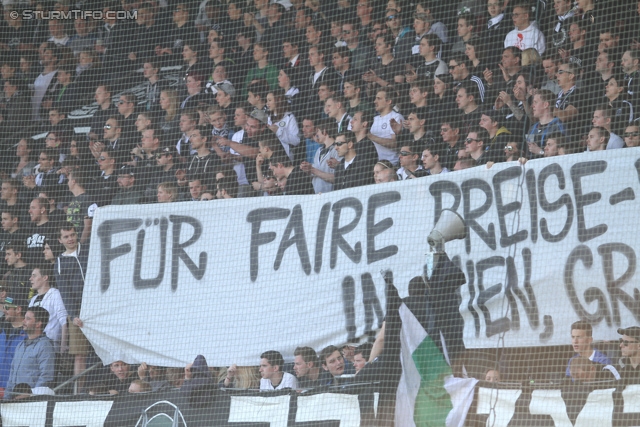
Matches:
[395,303,478,427]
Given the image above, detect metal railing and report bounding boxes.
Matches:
[53,361,102,394]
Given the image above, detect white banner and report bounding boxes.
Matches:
[83,149,640,366]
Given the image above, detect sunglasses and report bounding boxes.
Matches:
[386,15,397,21]
[504,145,515,151]
[103,124,112,129]
[399,150,414,156]
[335,141,348,146]
[98,156,108,161]
[624,132,640,137]
[375,161,393,169]
[620,338,639,346]
[465,138,481,144]
[3,305,16,310]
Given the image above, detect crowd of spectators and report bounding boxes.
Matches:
[1,0,640,204]
[0,0,639,401]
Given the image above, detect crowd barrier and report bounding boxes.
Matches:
[2,381,639,426]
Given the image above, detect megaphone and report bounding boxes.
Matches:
[427,209,466,253]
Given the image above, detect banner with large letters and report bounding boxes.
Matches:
[83,149,640,367]
[2,383,639,426]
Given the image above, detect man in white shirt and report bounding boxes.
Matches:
[504,3,546,54]
[368,87,404,165]
[259,350,297,390]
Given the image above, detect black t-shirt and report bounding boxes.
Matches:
[24,221,57,265]
[0,229,27,277]
[283,167,314,195]
[6,265,32,306]
[556,86,590,146]
[459,108,483,139]
[617,358,640,382]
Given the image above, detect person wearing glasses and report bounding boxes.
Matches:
[333,131,374,190]
[90,148,118,206]
[384,8,413,63]
[463,126,492,166]
[504,2,546,55]
[88,85,117,142]
[111,166,144,206]
[98,117,129,165]
[616,327,640,382]
[623,125,640,148]
[23,149,60,195]
[396,141,424,180]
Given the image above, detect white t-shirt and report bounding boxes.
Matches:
[260,372,298,390]
[370,111,404,165]
[32,70,57,120]
[230,129,249,185]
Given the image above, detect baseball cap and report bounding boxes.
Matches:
[4,296,25,310]
[618,326,640,340]
[159,146,177,156]
[118,165,135,176]
[250,109,268,125]
[217,82,236,98]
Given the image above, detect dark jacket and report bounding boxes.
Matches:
[0,91,30,137]
[55,243,89,320]
[333,154,375,190]
[181,355,216,407]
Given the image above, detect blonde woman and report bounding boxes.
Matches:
[157,181,178,203]
[218,364,260,389]
[159,89,181,142]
